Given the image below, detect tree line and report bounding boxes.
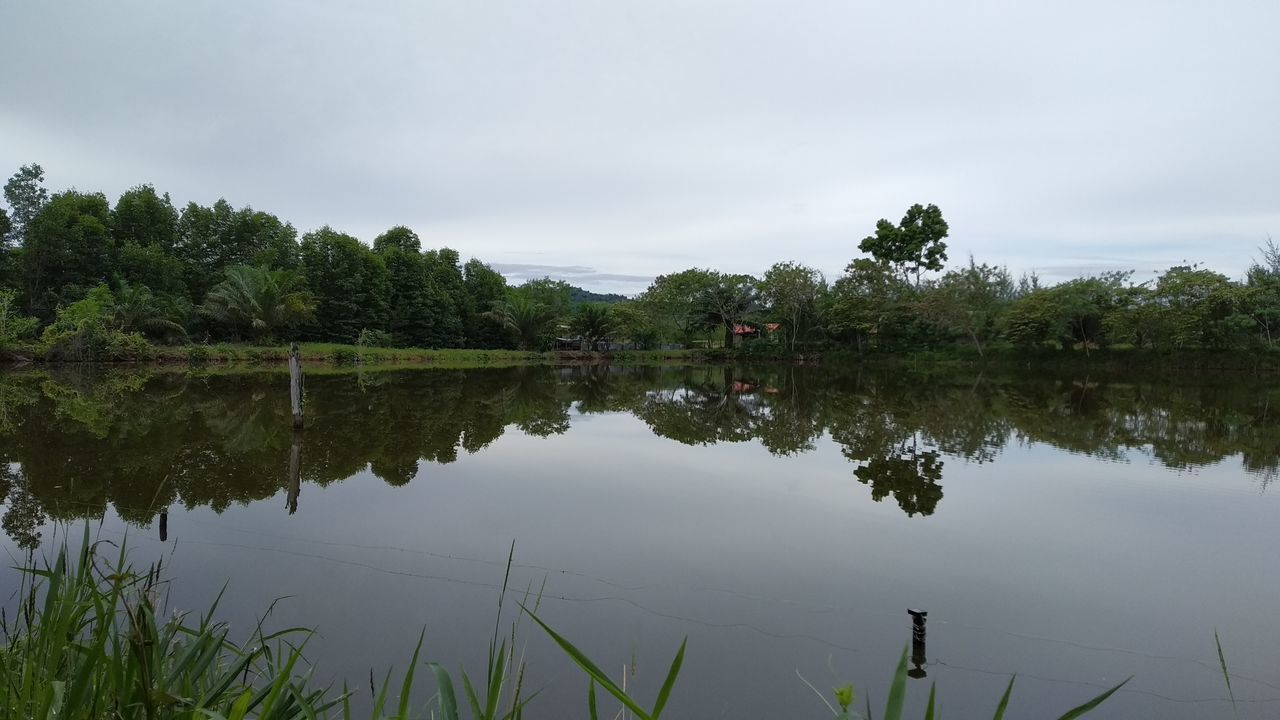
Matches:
[2,162,1278,359]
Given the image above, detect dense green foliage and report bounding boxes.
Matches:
[2,164,1277,360]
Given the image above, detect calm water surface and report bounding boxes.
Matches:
[1,364,1278,718]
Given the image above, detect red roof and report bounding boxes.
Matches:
[732,324,757,335]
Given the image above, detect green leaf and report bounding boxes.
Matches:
[1054,677,1130,720]
[521,605,651,720]
[429,663,460,720]
[397,630,425,719]
[461,671,484,720]
[883,646,909,720]
[992,675,1015,719]
[923,683,935,720]
[651,637,686,719]
[228,689,254,720]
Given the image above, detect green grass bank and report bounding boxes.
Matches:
[6,338,1280,374]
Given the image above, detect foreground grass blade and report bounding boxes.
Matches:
[883,646,909,720]
[923,683,936,720]
[1054,677,1130,720]
[650,637,687,719]
[460,671,484,720]
[428,663,460,720]
[992,675,1015,719]
[521,605,652,720]
[397,631,425,719]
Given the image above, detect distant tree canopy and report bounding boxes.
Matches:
[859,203,949,286]
[1,166,1276,356]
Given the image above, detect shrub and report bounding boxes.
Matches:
[330,347,359,365]
[358,327,395,348]
[0,289,39,358]
[102,331,154,361]
[186,344,211,365]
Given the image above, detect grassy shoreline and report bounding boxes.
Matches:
[4,341,1280,373]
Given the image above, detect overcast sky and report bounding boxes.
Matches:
[2,1,1277,294]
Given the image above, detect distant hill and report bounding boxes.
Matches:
[569,286,630,305]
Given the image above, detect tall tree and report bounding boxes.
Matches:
[22,190,115,318]
[1243,239,1280,347]
[512,278,573,320]
[3,163,48,247]
[373,226,432,346]
[920,257,1014,356]
[300,227,390,342]
[115,242,189,298]
[639,268,718,346]
[462,258,509,348]
[610,301,660,349]
[698,273,758,348]
[825,259,912,352]
[420,247,467,347]
[1007,272,1134,351]
[1149,266,1249,349]
[0,208,12,287]
[371,225,421,254]
[858,203,949,285]
[174,200,300,300]
[112,185,185,296]
[112,185,178,249]
[759,261,826,351]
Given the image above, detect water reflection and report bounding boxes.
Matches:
[0,364,1276,545]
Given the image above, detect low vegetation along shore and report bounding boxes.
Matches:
[3,530,1131,720]
[4,335,1280,375]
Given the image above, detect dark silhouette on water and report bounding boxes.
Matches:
[287,431,302,514]
[908,609,928,680]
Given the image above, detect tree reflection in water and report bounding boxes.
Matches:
[0,364,1277,543]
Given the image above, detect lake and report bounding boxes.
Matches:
[1,364,1277,718]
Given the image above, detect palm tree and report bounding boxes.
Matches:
[484,296,557,350]
[569,303,614,351]
[112,281,188,342]
[200,265,314,343]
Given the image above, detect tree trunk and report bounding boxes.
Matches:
[289,343,304,429]
[724,323,733,349]
[969,329,985,358]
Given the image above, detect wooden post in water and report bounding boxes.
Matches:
[286,431,302,515]
[289,342,304,429]
[158,510,168,542]
[908,609,928,679]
